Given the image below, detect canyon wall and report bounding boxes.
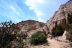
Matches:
[47,0,72,33]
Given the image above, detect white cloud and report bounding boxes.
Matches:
[35,10,44,17]
[9,5,20,16]
[8,5,23,23]
[25,0,46,22]
[37,0,45,4]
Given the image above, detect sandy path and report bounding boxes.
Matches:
[48,38,70,48]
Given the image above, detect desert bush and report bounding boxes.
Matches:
[30,31,47,45]
[51,25,64,37]
[0,21,16,48]
[68,13,72,24]
[0,33,16,48]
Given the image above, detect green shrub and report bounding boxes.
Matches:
[52,25,64,37]
[0,21,16,48]
[0,33,16,48]
[30,31,47,45]
[68,13,72,24]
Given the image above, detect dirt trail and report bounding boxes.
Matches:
[48,38,70,48]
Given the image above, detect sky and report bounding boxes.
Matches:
[0,0,68,23]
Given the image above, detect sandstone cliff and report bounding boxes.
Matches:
[47,0,72,33]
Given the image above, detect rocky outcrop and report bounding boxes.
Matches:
[16,20,45,29]
[47,0,72,33]
[16,20,46,36]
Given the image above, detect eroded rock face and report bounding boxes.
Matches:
[16,20,45,32]
[47,0,72,33]
[15,20,46,37]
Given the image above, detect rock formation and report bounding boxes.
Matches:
[16,20,45,37]
[47,0,72,33]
